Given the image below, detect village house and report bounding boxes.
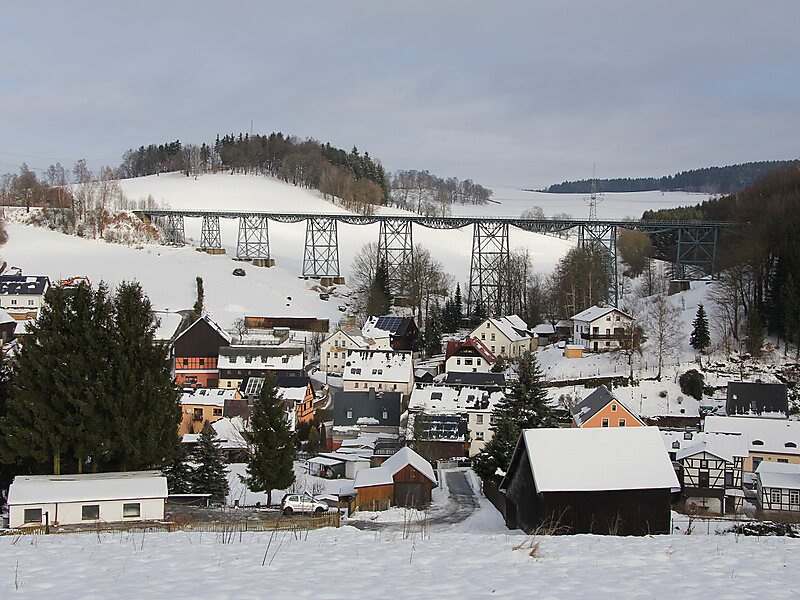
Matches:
[443,371,505,390]
[217,346,305,389]
[178,388,239,436]
[171,316,231,388]
[361,315,419,351]
[408,384,504,456]
[444,337,496,374]
[320,328,390,374]
[182,416,249,463]
[669,432,748,514]
[353,446,437,510]
[726,381,788,418]
[7,471,168,528]
[570,385,645,428]
[756,462,800,514]
[499,427,679,535]
[469,315,537,358]
[332,389,402,448]
[570,305,634,352]
[704,416,800,472]
[0,275,50,315]
[342,349,414,396]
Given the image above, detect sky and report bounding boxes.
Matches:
[1,1,799,189]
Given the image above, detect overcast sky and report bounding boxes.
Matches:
[2,1,798,188]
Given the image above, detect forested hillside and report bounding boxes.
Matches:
[542,160,797,195]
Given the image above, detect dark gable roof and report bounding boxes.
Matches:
[413,413,468,441]
[444,371,505,389]
[570,385,615,426]
[0,276,50,296]
[726,382,788,417]
[374,315,415,337]
[332,389,401,427]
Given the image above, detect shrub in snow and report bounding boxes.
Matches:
[679,369,704,401]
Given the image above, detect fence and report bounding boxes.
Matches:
[1,512,340,537]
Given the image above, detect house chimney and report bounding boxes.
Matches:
[347,315,356,330]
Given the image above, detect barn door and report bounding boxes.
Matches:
[395,483,423,507]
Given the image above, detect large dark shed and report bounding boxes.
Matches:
[499,427,679,536]
[726,381,788,418]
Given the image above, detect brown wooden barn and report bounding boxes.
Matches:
[499,427,679,535]
[172,316,231,388]
[354,447,437,510]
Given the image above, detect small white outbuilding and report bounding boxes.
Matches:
[7,471,168,528]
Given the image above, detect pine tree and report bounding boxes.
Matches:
[454,283,463,327]
[190,422,230,505]
[242,374,295,506]
[163,444,193,494]
[305,426,320,454]
[366,259,391,316]
[473,351,555,481]
[318,422,328,451]
[690,304,711,367]
[425,301,443,357]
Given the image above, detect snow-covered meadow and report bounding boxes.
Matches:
[1,499,798,599]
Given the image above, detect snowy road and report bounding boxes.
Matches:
[348,470,479,531]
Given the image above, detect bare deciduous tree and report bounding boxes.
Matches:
[644,289,682,380]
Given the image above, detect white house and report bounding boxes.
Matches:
[408,384,504,456]
[756,462,800,513]
[7,471,168,528]
[704,416,800,472]
[320,329,390,374]
[571,305,634,352]
[469,315,537,358]
[444,337,496,374]
[343,349,414,396]
[0,275,50,315]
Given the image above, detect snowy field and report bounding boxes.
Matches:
[2,498,798,599]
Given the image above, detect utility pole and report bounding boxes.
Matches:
[585,163,603,221]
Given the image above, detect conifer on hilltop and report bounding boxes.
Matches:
[690,303,711,367]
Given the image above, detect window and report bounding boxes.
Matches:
[672,441,680,449]
[778,459,789,464]
[212,408,222,416]
[456,358,461,365]
[491,346,495,353]
[771,489,782,505]
[28,299,34,305]
[611,404,617,412]
[476,358,482,365]
[346,409,353,419]
[183,358,189,366]
[618,419,626,427]
[481,333,485,340]
[464,358,473,366]
[393,384,397,390]
[500,346,506,354]
[475,431,484,440]
[601,418,609,427]
[382,409,388,419]
[491,333,495,341]
[123,503,141,518]
[753,457,763,470]
[476,414,484,424]
[23,508,42,524]
[791,490,800,505]
[11,299,17,305]
[684,432,693,441]
[82,505,100,520]
[724,472,734,487]
[193,408,204,421]
[699,460,708,469]
[354,383,359,388]
[199,358,205,366]
[593,327,599,334]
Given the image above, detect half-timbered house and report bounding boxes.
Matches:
[756,462,800,514]
[675,435,748,514]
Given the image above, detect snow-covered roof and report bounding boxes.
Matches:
[0,308,15,325]
[662,430,748,463]
[362,315,415,339]
[182,416,248,449]
[0,275,50,296]
[308,456,344,467]
[511,427,679,493]
[7,471,168,505]
[354,446,436,488]
[704,416,800,456]
[219,346,304,371]
[173,314,231,344]
[476,315,535,343]
[571,305,633,324]
[533,323,555,335]
[279,386,307,402]
[180,388,237,407]
[409,385,503,414]
[343,349,413,383]
[323,328,372,349]
[444,337,496,363]
[153,311,184,342]
[756,462,800,490]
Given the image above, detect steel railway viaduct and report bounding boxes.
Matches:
[136,210,736,315]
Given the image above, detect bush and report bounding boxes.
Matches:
[679,369,705,401]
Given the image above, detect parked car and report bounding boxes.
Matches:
[280,493,329,515]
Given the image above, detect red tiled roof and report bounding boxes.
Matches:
[445,337,496,363]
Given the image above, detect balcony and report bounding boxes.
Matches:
[580,332,625,341]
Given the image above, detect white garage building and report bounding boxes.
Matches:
[7,471,168,528]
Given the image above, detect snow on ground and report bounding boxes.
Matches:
[453,186,707,220]
[2,501,799,599]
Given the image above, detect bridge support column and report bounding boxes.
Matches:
[675,226,718,280]
[237,216,271,262]
[303,217,339,278]
[577,223,618,307]
[378,219,413,296]
[163,214,185,246]
[199,215,224,253]
[468,221,510,318]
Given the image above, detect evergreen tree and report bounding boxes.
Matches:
[453,283,463,327]
[305,426,320,454]
[242,374,295,506]
[190,422,230,505]
[690,304,711,366]
[473,351,555,481]
[424,301,443,357]
[366,259,391,316]
[318,422,328,451]
[163,444,193,494]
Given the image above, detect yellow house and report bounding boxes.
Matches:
[704,416,800,472]
[179,388,239,436]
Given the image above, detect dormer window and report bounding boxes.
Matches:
[611,404,617,412]
[684,432,693,440]
[752,440,764,446]
[786,442,797,448]
[672,441,680,449]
